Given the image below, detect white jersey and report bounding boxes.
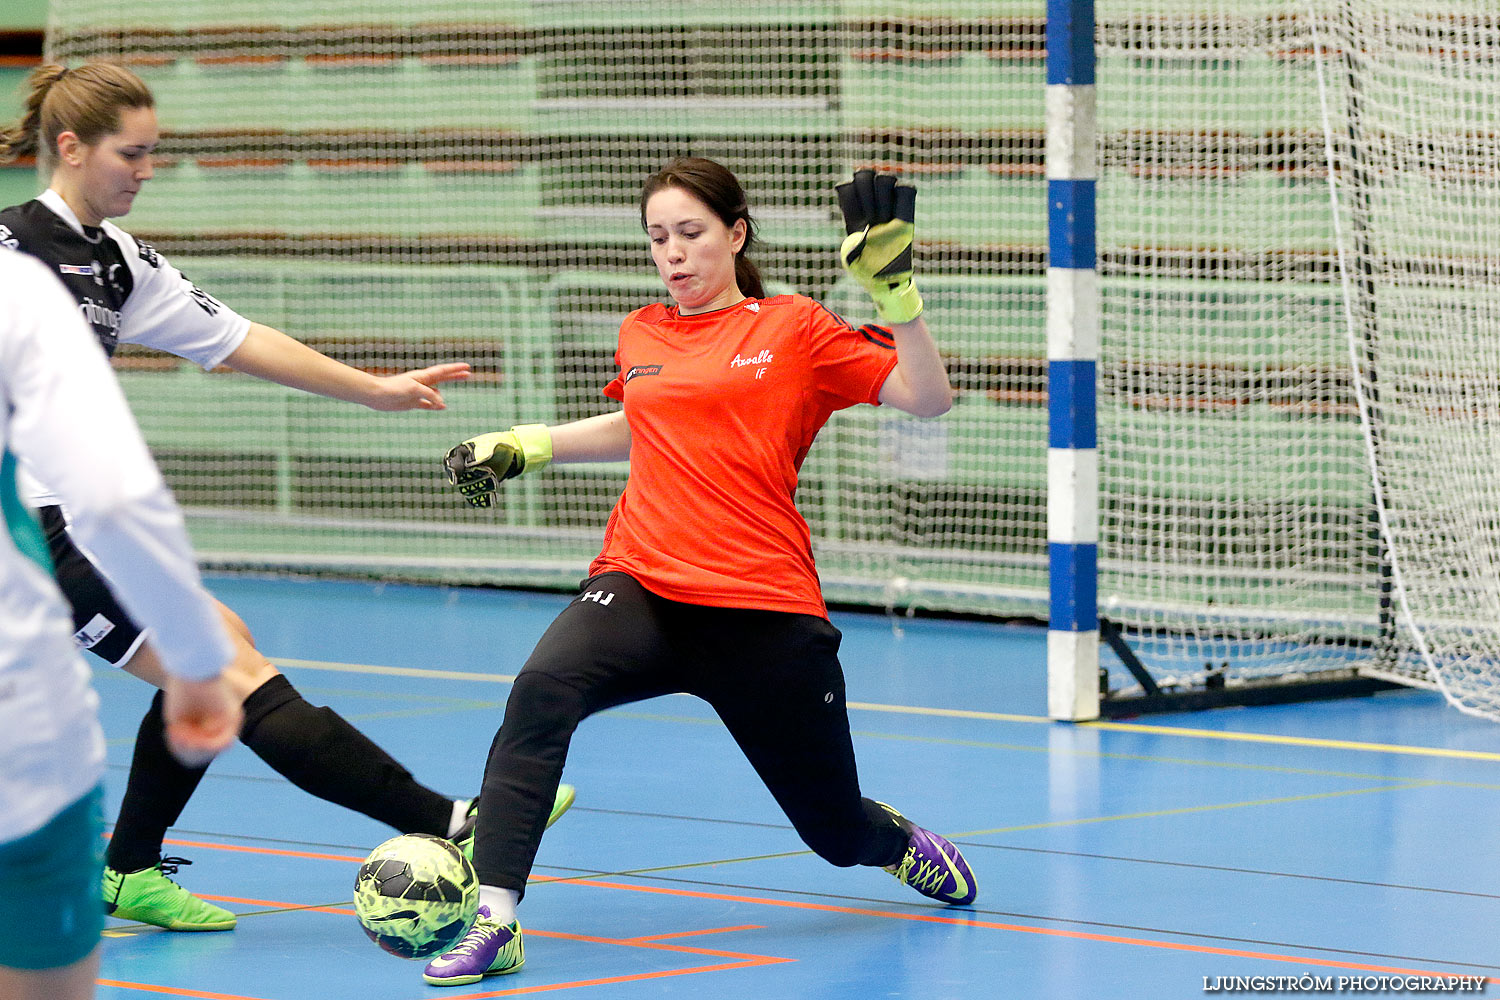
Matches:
[0,248,233,842]
[1,189,251,507]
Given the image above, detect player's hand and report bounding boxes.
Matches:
[835,169,923,324]
[443,424,553,508]
[365,363,473,411]
[162,674,242,768]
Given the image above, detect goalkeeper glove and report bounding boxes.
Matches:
[443,423,552,508]
[835,168,923,324]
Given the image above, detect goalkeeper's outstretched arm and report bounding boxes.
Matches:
[444,411,630,508]
[548,410,632,464]
[835,169,952,419]
[877,316,950,418]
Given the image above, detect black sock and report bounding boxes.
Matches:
[106,691,208,873]
[862,798,911,869]
[239,674,452,835]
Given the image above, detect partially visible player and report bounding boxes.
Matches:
[0,61,572,934]
[424,158,972,986]
[0,247,239,1000]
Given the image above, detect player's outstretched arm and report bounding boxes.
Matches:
[443,411,630,508]
[6,254,242,765]
[836,169,952,418]
[162,675,242,767]
[223,322,471,411]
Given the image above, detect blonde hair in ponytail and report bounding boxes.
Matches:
[0,62,154,168]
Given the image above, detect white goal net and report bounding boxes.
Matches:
[1097,0,1500,719]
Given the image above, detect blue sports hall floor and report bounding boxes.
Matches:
[88,574,1500,999]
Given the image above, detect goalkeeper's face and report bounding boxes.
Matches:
[645,186,747,316]
[68,105,160,225]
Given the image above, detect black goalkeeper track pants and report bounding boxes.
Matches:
[473,571,907,896]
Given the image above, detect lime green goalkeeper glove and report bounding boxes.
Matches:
[443,424,552,508]
[835,168,923,324]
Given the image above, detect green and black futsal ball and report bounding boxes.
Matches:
[353,833,478,959]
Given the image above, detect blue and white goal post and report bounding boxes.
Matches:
[1045,0,1100,722]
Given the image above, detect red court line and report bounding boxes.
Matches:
[198,895,356,916]
[532,876,1499,984]
[97,981,271,1000]
[621,924,766,943]
[437,961,787,999]
[142,839,1498,986]
[527,926,789,964]
[108,888,792,1000]
[162,836,364,863]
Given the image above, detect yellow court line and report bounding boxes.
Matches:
[856,700,1500,763]
[847,700,1052,725]
[954,781,1440,838]
[1081,720,1500,763]
[270,656,1500,762]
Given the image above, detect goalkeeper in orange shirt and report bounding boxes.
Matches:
[429,158,975,986]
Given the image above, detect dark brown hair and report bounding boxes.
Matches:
[0,62,154,167]
[640,156,765,300]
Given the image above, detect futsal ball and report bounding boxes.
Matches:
[353,833,478,959]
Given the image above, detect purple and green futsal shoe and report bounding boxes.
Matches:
[878,802,978,906]
[422,905,524,986]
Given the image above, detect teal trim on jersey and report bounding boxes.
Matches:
[1,447,53,574]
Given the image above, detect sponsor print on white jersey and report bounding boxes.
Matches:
[72,613,117,650]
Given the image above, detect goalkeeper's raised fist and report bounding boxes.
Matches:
[443,424,553,508]
[835,168,923,324]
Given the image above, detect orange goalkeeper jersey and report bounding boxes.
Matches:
[589,294,900,618]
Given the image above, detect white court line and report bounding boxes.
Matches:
[272,657,516,684]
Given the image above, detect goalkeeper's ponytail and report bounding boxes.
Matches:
[734,254,766,301]
[641,156,765,300]
[0,62,154,168]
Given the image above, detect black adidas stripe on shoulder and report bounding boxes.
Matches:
[810,299,896,350]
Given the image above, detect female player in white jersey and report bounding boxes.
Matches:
[0,62,571,934]
[425,158,974,986]
[0,246,239,998]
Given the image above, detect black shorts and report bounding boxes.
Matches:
[38,506,148,667]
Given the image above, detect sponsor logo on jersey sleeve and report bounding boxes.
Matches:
[136,239,162,268]
[72,613,116,649]
[625,364,663,383]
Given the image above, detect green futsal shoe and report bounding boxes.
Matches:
[452,784,576,862]
[102,857,237,931]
